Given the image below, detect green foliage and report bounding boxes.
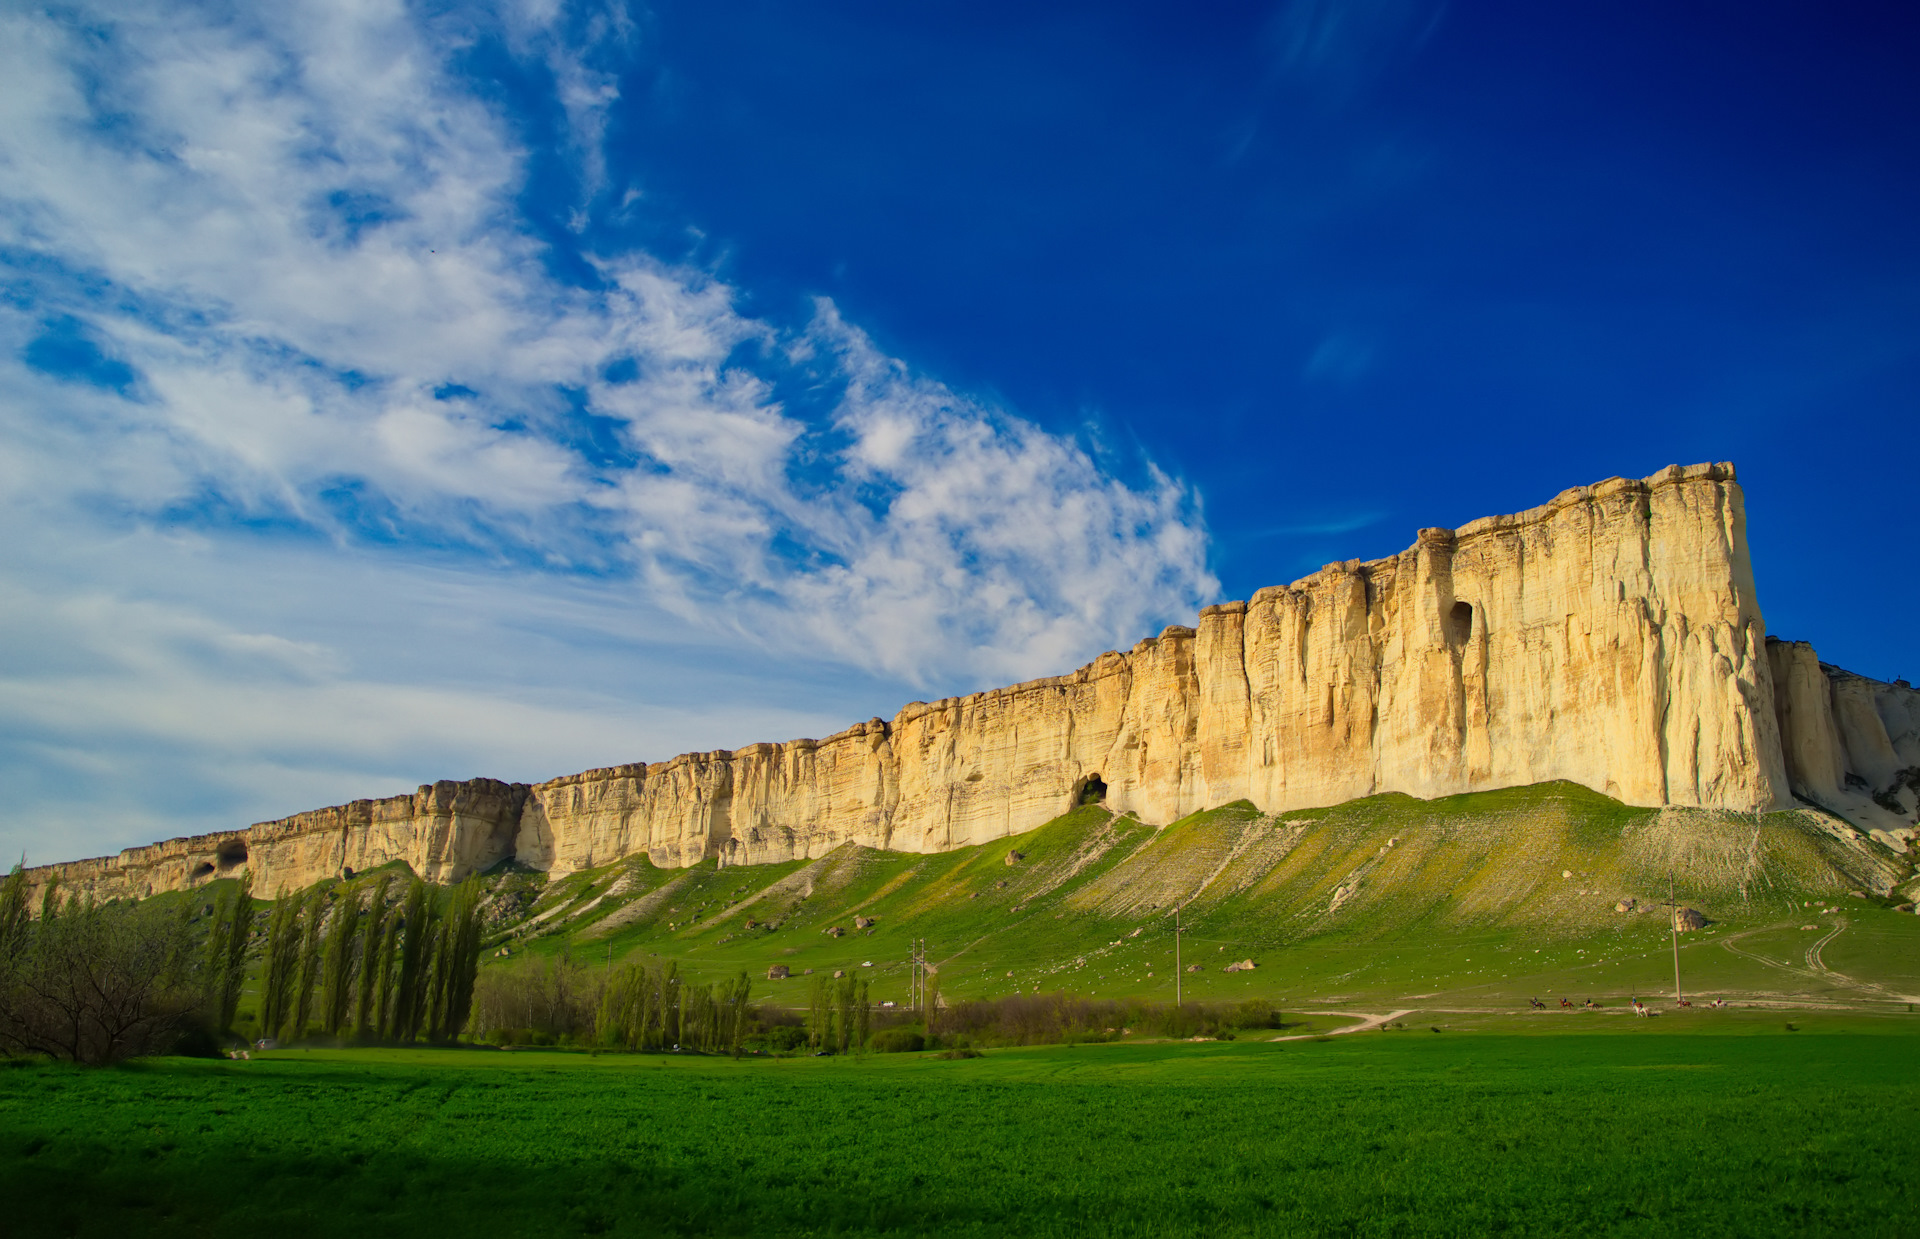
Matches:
[290,885,325,1041]
[0,865,30,962]
[257,888,302,1043]
[0,895,207,1063]
[200,873,255,1033]
[591,961,752,1054]
[353,873,392,1038]
[372,900,401,1039]
[320,884,361,1037]
[432,879,484,1043]
[390,879,435,1042]
[869,1027,924,1053]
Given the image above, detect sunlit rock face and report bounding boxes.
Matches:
[25,463,1918,905]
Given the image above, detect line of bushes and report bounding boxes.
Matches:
[888,992,1292,1050]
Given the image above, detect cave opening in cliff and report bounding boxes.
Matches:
[1449,601,1474,645]
[1077,774,1108,806]
[216,840,248,870]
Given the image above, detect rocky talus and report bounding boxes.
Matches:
[25,463,1920,905]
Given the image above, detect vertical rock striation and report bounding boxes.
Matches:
[24,463,1917,906]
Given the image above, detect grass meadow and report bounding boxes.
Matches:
[5,1013,1918,1238]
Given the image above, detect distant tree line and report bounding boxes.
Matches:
[598,961,755,1055]
[806,971,870,1055]
[474,952,807,1055]
[897,991,1291,1048]
[0,863,488,1063]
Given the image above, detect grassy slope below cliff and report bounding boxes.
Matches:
[490,781,1919,1011]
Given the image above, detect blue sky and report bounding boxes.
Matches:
[3,1,1916,865]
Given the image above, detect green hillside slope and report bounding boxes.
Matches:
[486,781,1919,1010]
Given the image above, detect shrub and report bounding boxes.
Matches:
[871,1027,925,1053]
[0,884,209,1065]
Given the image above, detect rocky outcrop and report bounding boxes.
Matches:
[25,462,1916,907]
[27,780,524,907]
[1767,641,1920,849]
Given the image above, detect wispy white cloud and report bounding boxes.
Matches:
[0,0,1216,863]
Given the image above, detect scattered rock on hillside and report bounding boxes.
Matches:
[1186,964,1204,973]
[855,915,876,929]
[1005,850,1025,866]
[767,965,790,980]
[1223,959,1257,972]
[826,926,845,938]
[833,970,845,978]
[1672,907,1711,931]
[1615,898,1637,913]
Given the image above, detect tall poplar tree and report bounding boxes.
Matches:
[201,873,255,1033]
[433,879,483,1042]
[390,878,435,1043]
[289,884,325,1040]
[372,899,402,1039]
[354,873,392,1038]
[320,883,362,1036]
[258,889,301,1042]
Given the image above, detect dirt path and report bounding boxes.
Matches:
[1719,918,1920,1005]
[1271,1009,1415,1041]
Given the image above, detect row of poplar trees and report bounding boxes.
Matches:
[253,873,485,1045]
[596,960,755,1055]
[808,972,871,1054]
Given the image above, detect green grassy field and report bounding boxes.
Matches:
[4,1017,1918,1237]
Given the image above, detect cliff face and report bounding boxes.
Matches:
[27,781,525,906]
[25,462,1917,907]
[1767,640,1920,849]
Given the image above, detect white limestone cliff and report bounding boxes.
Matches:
[24,462,1918,906]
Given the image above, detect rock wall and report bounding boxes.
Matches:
[1767,640,1920,849]
[26,461,1916,905]
[26,780,525,909]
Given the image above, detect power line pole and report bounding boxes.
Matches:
[1175,903,1183,1006]
[1669,866,1683,1004]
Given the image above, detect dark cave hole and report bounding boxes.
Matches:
[1449,601,1474,645]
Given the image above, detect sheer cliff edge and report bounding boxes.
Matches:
[27,463,1920,903]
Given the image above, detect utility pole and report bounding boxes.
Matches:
[1175,903,1183,1006]
[1669,866,1683,1004]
